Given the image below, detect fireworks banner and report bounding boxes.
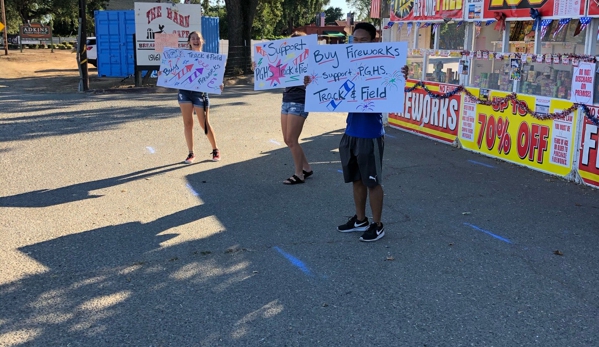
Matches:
[390,0,463,21]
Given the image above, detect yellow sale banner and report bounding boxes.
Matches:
[459,88,577,177]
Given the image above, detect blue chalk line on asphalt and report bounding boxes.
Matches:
[186,183,199,197]
[273,246,313,276]
[385,133,396,139]
[468,160,495,168]
[146,146,155,153]
[464,223,512,244]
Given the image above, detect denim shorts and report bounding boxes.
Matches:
[281,102,308,118]
[178,90,210,108]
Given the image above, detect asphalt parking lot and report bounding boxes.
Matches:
[1,84,598,346]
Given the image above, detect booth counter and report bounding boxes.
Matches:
[384,0,599,188]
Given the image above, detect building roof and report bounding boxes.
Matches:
[321,31,346,38]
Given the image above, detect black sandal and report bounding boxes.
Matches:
[303,170,314,179]
[283,174,305,185]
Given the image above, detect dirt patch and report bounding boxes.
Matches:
[0,49,253,94]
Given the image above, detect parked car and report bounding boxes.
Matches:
[86,37,97,67]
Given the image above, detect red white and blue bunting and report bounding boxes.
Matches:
[552,18,571,39]
[539,19,553,39]
[574,17,591,37]
[405,82,599,127]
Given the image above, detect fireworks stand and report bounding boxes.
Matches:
[382,0,599,189]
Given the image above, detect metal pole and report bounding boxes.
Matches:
[1,0,7,55]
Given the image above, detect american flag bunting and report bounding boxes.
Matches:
[539,19,552,40]
[552,18,570,39]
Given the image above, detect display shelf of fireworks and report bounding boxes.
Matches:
[457,50,597,64]
[404,81,599,126]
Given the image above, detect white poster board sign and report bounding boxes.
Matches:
[571,61,595,104]
[157,48,226,94]
[305,41,408,113]
[134,2,202,66]
[253,35,317,90]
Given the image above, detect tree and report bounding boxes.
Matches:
[345,0,381,29]
[2,2,22,34]
[324,6,343,24]
[4,0,108,36]
[253,0,283,39]
[224,0,260,76]
[280,0,330,35]
[345,0,370,21]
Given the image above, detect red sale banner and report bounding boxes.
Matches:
[483,0,584,19]
[588,2,599,17]
[389,80,460,144]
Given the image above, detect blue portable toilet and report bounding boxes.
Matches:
[202,17,220,53]
[95,10,136,78]
[94,11,219,78]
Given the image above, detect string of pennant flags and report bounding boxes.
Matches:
[384,17,595,40]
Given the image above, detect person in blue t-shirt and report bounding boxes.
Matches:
[334,22,408,242]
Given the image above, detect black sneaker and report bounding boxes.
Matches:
[337,215,369,232]
[360,223,385,242]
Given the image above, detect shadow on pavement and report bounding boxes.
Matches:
[2,122,599,345]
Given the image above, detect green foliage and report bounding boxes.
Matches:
[279,0,330,35]
[4,0,109,37]
[253,0,283,39]
[2,2,23,34]
[345,0,370,20]
[324,7,344,24]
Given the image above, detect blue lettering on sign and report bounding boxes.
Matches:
[323,80,356,111]
[339,80,355,99]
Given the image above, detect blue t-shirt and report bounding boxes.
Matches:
[345,112,385,139]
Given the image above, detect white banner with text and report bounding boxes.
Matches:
[305,41,408,113]
[157,48,226,94]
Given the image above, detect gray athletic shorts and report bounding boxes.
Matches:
[339,134,384,187]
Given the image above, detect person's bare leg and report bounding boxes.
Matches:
[282,113,311,179]
[180,103,195,152]
[368,184,384,225]
[353,180,368,221]
[196,107,218,150]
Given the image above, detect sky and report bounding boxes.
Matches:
[328,0,353,16]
